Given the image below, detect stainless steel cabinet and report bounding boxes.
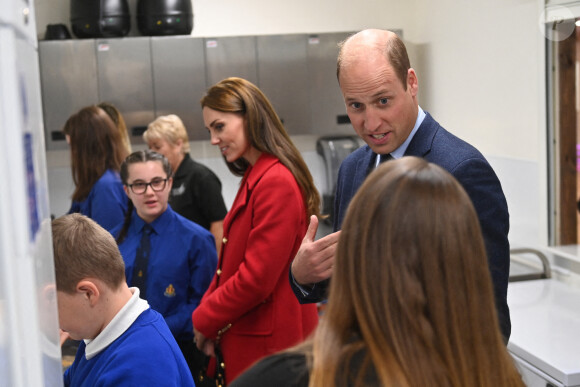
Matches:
[257,34,310,135]
[96,37,155,140]
[307,32,354,136]
[39,32,358,150]
[204,36,258,86]
[39,40,98,150]
[151,36,207,141]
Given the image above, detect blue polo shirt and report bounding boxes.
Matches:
[68,169,128,233]
[112,206,217,341]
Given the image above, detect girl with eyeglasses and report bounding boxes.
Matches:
[111,150,218,379]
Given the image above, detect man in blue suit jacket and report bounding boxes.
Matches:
[290,29,511,340]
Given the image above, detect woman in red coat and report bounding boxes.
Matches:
[192,77,321,384]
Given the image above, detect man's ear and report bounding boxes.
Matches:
[407,68,419,97]
[76,280,100,307]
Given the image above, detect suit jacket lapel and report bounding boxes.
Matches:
[404,112,437,158]
[354,147,374,188]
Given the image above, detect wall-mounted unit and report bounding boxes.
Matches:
[151,36,207,139]
[204,36,258,86]
[256,34,310,135]
[307,32,354,136]
[39,32,360,150]
[95,37,156,137]
[39,39,99,148]
[39,37,209,149]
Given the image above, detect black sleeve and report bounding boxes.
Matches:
[191,169,228,223]
[230,352,309,387]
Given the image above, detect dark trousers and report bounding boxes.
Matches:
[178,339,214,387]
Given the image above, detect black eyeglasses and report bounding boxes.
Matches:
[127,178,168,194]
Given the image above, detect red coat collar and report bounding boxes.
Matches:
[224,153,280,232]
[244,153,279,190]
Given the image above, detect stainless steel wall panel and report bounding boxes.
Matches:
[96,37,155,142]
[306,32,354,136]
[38,31,369,150]
[257,34,310,135]
[39,40,98,150]
[151,36,207,141]
[204,36,258,86]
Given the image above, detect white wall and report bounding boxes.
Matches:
[35,0,548,247]
[408,0,548,246]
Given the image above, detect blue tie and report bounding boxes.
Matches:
[132,224,152,299]
[369,153,393,175]
[379,153,393,164]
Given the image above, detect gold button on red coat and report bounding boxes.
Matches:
[217,269,222,276]
[222,237,228,244]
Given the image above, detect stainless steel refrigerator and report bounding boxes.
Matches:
[0,0,62,385]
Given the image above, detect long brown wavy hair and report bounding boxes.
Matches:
[63,105,129,201]
[200,77,321,218]
[309,156,523,387]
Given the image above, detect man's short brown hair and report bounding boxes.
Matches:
[337,30,411,90]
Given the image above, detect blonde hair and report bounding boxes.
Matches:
[143,114,190,154]
[52,213,126,294]
[309,157,523,387]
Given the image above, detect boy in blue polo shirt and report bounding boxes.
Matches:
[52,213,195,386]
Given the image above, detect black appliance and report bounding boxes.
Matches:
[44,24,72,40]
[70,0,131,39]
[137,0,193,36]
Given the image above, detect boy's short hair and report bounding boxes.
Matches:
[52,214,126,293]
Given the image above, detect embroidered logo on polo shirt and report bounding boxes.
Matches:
[172,184,185,196]
[164,284,176,297]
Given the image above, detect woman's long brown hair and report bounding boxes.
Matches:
[63,105,129,201]
[201,77,321,219]
[309,157,523,387]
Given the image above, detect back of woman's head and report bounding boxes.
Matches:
[97,101,132,155]
[63,105,128,201]
[201,77,321,218]
[311,156,522,387]
[143,114,190,153]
